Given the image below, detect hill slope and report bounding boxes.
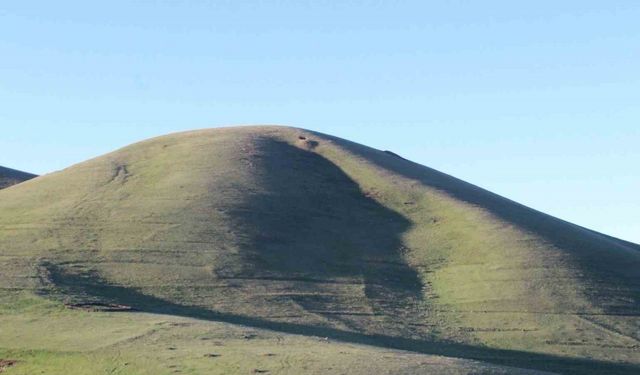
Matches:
[0,166,36,189]
[0,126,638,374]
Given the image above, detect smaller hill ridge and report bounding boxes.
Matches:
[0,166,36,189]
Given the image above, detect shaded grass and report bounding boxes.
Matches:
[224,138,423,333]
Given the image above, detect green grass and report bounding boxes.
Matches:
[0,292,541,375]
[0,126,638,374]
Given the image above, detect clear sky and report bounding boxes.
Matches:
[1,1,638,243]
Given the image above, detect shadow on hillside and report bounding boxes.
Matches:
[312,132,640,315]
[216,138,423,331]
[41,263,640,375]
[0,165,37,189]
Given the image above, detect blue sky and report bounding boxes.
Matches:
[1,1,638,243]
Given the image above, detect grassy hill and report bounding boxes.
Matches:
[0,126,638,374]
[0,166,36,189]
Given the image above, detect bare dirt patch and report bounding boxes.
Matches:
[0,360,17,373]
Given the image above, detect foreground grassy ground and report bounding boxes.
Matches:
[0,292,545,375]
[0,126,638,374]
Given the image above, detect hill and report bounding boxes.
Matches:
[0,126,638,374]
[0,166,36,189]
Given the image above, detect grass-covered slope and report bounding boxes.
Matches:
[0,126,638,374]
[0,166,36,189]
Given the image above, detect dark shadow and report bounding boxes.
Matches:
[41,263,640,375]
[214,138,423,332]
[0,165,37,189]
[310,131,640,316]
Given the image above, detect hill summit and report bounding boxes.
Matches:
[0,126,638,374]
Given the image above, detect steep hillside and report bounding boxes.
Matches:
[0,166,36,189]
[0,126,638,374]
